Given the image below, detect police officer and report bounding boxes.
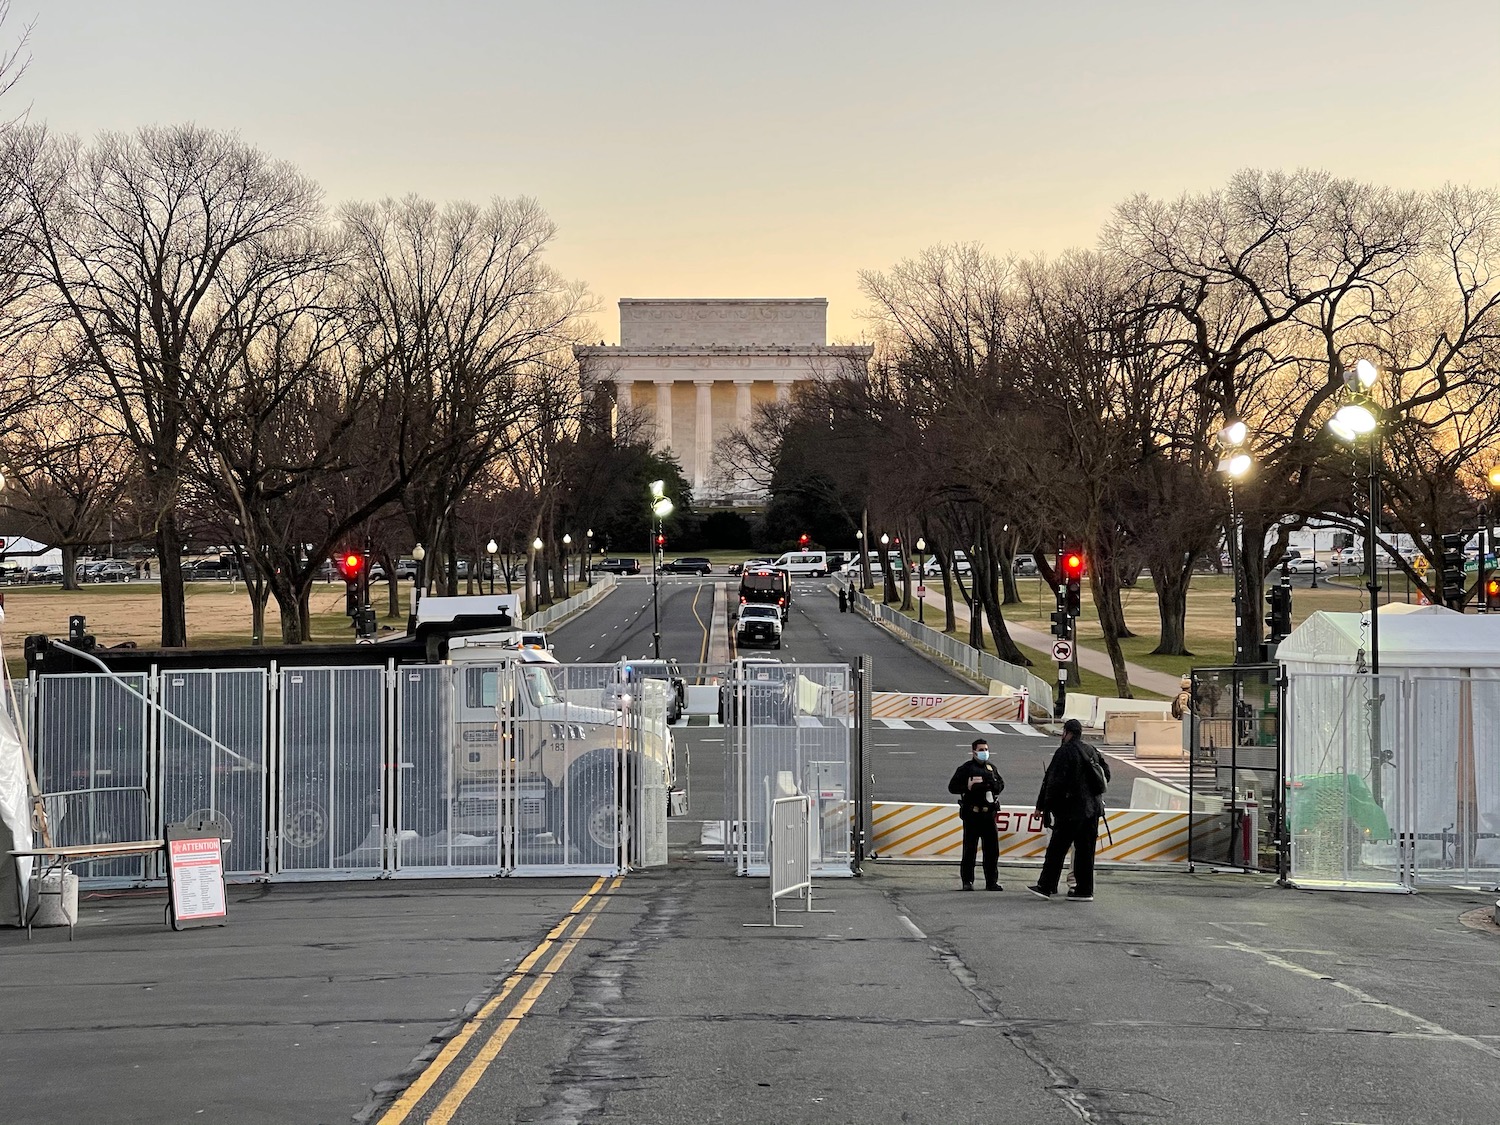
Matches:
[837,586,848,613]
[948,738,1004,890]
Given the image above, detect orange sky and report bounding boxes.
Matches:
[15,1,1499,342]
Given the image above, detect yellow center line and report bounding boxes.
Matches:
[375,876,610,1125]
[424,879,620,1124]
[690,583,711,676]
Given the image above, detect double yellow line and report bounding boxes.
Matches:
[378,876,621,1125]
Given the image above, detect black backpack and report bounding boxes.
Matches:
[1083,746,1108,797]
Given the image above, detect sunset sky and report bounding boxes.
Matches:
[13,1,1498,342]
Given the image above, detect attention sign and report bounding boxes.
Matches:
[166,826,228,930]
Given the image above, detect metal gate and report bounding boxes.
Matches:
[28,657,674,882]
[1188,664,1284,875]
[724,660,856,877]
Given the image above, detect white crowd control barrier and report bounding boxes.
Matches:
[744,794,833,928]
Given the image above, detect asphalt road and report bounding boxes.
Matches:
[8,866,1498,1124]
[550,575,1152,818]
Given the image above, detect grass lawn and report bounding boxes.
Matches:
[862,565,1411,697]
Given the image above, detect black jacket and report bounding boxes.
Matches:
[948,758,1005,818]
[1035,736,1110,821]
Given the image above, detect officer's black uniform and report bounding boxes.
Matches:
[948,755,1005,890]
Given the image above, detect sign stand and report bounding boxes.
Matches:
[165,822,229,931]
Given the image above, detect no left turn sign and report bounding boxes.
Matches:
[1052,640,1074,662]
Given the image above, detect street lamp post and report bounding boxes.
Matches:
[915,537,927,624]
[585,529,593,586]
[486,538,497,596]
[649,480,673,658]
[1328,358,1387,801]
[528,537,544,615]
[562,533,572,592]
[879,532,892,603]
[1217,421,1253,662]
[408,542,426,633]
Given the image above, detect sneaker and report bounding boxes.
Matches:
[985,883,1003,892]
[960,883,974,891]
[1065,891,1094,902]
[1026,885,1053,899]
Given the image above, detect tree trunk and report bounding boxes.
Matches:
[976,547,1027,665]
[937,553,956,633]
[1000,556,1019,605]
[899,543,913,611]
[155,513,188,647]
[60,544,79,592]
[1091,569,1133,697]
[274,575,307,645]
[298,585,312,641]
[1150,559,1194,656]
[877,544,897,603]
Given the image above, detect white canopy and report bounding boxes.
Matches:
[1,536,61,564]
[1277,605,1500,677]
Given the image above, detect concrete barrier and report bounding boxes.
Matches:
[871,690,1024,722]
[1102,712,1140,746]
[1134,717,1186,759]
[1093,697,1173,723]
[1061,693,1098,728]
[871,801,1191,865]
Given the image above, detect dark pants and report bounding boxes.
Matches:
[959,811,999,887]
[1037,814,1100,896]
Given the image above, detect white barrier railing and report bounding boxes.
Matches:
[744,794,834,928]
[525,574,617,632]
[851,590,1054,716]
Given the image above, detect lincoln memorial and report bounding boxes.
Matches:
[575,298,872,504]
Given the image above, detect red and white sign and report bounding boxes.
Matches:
[167,836,227,922]
[916,585,927,597]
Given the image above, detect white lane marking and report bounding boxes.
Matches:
[967,722,1002,734]
[887,751,917,756]
[1219,939,1500,1061]
[882,719,913,730]
[1004,723,1044,738]
[898,915,927,940]
[922,719,959,731]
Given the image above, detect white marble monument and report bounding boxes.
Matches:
[576,298,872,503]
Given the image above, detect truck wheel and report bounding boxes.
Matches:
[568,754,631,865]
[281,785,372,865]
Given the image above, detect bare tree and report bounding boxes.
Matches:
[13,123,324,645]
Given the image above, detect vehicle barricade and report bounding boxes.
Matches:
[744,795,833,928]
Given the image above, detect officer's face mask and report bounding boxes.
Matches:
[975,750,990,762]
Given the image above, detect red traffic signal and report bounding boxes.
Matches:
[1487,577,1500,607]
[799,533,809,547]
[655,534,665,547]
[1062,551,1084,580]
[335,552,364,582]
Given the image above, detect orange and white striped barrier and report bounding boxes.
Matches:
[871,691,1025,723]
[870,801,1191,865]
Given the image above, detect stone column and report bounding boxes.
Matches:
[655,378,674,452]
[615,377,633,412]
[695,379,714,492]
[734,378,753,427]
[775,379,792,405]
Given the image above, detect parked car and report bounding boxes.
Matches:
[182,557,235,580]
[369,559,419,582]
[660,557,712,575]
[602,659,686,723]
[735,603,783,649]
[1012,554,1037,576]
[595,557,642,575]
[923,552,973,577]
[729,558,773,577]
[81,559,135,583]
[1285,557,1326,575]
[1328,547,1361,567]
[26,564,63,584]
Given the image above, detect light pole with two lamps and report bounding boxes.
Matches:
[1327,358,1388,802]
[649,480,673,658]
[1217,420,1253,663]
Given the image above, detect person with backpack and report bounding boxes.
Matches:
[1027,718,1110,901]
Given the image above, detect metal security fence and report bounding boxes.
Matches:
[1285,670,1500,891]
[852,591,1053,714]
[725,660,855,878]
[27,656,676,883]
[1188,665,1282,875]
[524,574,617,632]
[35,672,151,880]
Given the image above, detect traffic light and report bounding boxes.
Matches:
[336,551,364,616]
[656,534,665,548]
[799,533,809,548]
[1486,576,1500,611]
[1062,549,1084,617]
[1439,533,1467,607]
[1265,583,1292,643]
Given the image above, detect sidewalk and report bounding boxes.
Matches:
[915,585,1183,698]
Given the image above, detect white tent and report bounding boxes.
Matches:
[1,535,62,565]
[1277,606,1500,886]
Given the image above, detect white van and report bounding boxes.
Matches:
[772,550,830,576]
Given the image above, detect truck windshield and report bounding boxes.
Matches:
[521,664,562,707]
